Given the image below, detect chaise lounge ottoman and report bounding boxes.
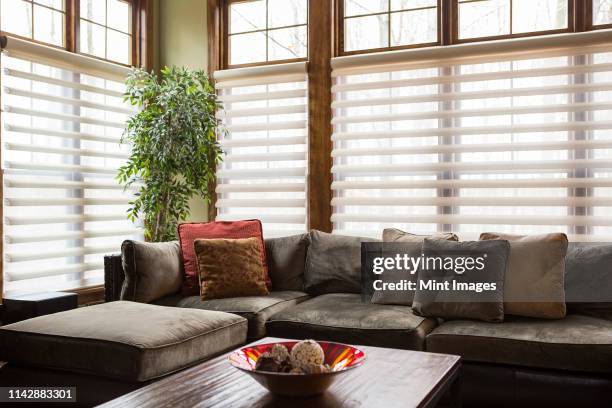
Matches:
[0,301,248,405]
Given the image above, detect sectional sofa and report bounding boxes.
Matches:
[101,230,612,407]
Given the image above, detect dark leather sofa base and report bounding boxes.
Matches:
[461,362,612,408]
[266,293,437,350]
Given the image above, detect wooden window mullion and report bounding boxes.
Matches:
[388,0,391,48]
[132,0,139,67]
[307,0,333,232]
[65,0,77,52]
[335,0,344,56]
[577,0,591,31]
[441,0,454,45]
[207,0,224,221]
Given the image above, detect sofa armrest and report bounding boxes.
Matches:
[104,254,126,302]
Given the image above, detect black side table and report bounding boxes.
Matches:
[1,292,78,325]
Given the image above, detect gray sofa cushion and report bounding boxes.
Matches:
[265,233,309,291]
[426,314,612,373]
[121,240,183,303]
[0,301,247,382]
[304,231,378,295]
[154,290,309,339]
[266,293,438,350]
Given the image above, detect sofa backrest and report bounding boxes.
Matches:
[110,231,378,303]
[114,234,311,303]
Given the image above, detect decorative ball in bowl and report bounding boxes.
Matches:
[228,340,366,397]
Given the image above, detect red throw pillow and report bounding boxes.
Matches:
[178,220,270,295]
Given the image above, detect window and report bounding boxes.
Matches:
[1,37,140,296]
[330,32,612,240]
[0,0,142,66]
[458,0,568,40]
[211,0,612,233]
[79,0,132,64]
[214,63,308,236]
[0,0,65,46]
[216,1,310,234]
[228,0,308,66]
[342,0,438,53]
[593,0,612,26]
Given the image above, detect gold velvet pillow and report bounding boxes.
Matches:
[480,232,568,319]
[194,237,269,300]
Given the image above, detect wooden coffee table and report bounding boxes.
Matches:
[100,337,461,408]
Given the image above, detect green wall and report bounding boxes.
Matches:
[159,0,208,70]
[157,0,210,221]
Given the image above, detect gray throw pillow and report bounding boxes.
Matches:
[265,233,309,291]
[412,239,510,322]
[371,229,459,306]
[304,230,378,295]
[121,240,183,303]
[566,243,612,317]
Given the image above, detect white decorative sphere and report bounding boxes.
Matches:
[290,340,325,371]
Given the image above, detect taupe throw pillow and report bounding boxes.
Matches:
[480,232,568,319]
[371,229,459,306]
[412,238,510,322]
[382,228,459,243]
[194,237,269,300]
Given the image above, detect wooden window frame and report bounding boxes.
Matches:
[452,0,575,44]
[0,0,153,69]
[587,0,612,30]
[336,0,442,57]
[222,0,309,69]
[334,0,609,56]
[0,0,67,51]
[76,0,134,65]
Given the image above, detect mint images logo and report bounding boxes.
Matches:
[360,241,505,302]
[371,253,495,293]
[372,253,487,275]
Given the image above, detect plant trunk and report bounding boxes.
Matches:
[153,209,163,242]
[153,189,171,242]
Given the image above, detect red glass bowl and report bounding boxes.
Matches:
[229,340,366,397]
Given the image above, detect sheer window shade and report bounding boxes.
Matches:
[1,36,141,296]
[331,30,612,241]
[214,62,308,237]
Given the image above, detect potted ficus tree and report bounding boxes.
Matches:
[118,66,224,242]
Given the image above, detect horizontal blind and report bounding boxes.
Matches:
[331,30,612,241]
[214,62,308,237]
[1,36,141,295]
